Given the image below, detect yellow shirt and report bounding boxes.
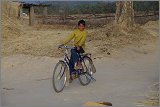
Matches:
[63,29,88,48]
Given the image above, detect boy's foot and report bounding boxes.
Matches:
[71,73,76,79]
[69,73,78,83]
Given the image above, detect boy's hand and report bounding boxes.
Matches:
[58,44,64,49]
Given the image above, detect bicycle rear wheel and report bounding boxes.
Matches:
[52,60,67,93]
[79,56,93,86]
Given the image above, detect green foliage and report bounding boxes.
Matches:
[23,1,159,15]
[46,1,116,15]
[47,4,60,15]
[133,1,159,12]
[72,2,116,14]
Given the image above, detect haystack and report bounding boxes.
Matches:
[1,1,22,39]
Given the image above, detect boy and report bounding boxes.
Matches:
[59,20,88,80]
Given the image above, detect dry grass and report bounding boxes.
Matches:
[2,20,158,57]
[86,22,158,57]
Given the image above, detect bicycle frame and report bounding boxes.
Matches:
[59,45,96,81]
[61,46,85,75]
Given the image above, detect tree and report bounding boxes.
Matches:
[115,1,135,31]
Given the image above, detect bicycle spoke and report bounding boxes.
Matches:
[57,65,63,79]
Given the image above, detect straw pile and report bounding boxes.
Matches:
[1,1,24,56]
[1,1,23,39]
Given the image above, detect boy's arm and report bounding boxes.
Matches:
[63,31,75,45]
[78,32,87,47]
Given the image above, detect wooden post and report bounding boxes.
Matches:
[18,4,23,19]
[29,5,35,26]
[43,6,47,16]
[43,6,47,24]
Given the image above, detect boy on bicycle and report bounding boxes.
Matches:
[59,20,88,80]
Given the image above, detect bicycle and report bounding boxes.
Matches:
[52,45,96,93]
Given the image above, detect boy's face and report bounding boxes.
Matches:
[78,24,85,31]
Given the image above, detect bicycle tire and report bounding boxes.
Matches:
[87,56,96,73]
[91,62,96,73]
[52,60,67,93]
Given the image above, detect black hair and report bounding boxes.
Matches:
[78,20,85,26]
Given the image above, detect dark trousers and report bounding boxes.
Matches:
[69,47,84,75]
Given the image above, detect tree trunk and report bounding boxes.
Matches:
[115,1,135,31]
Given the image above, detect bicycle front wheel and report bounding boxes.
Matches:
[52,60,67,93]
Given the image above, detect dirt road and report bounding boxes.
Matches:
[1,42,159,107]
